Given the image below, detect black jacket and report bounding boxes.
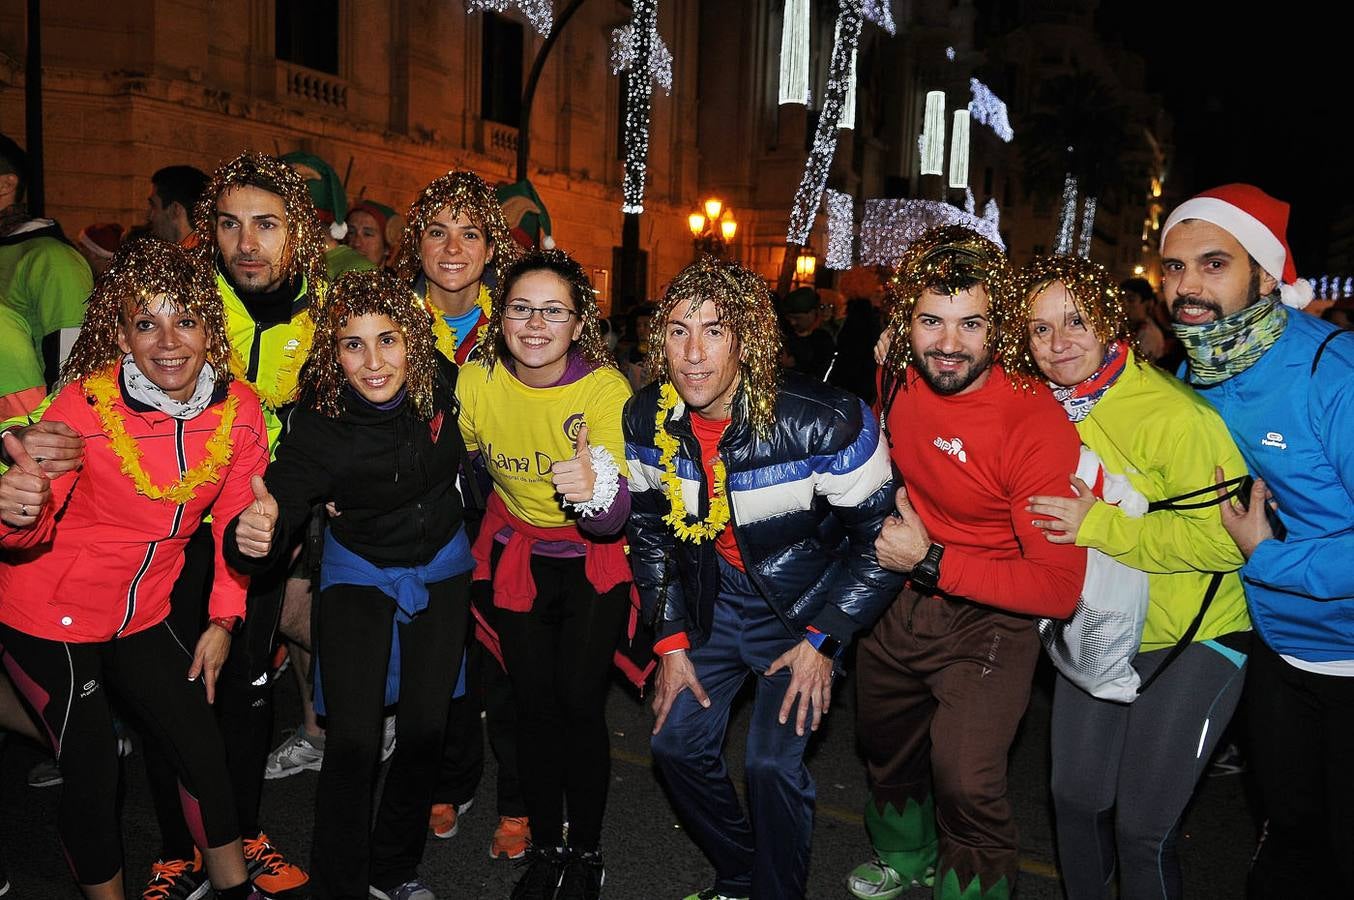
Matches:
[623,371,905,647]
[225,358,463,571]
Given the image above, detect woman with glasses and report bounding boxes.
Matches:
[456,249,634,900]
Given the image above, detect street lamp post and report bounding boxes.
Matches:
[793,246,817,286]
[687,197,737,257]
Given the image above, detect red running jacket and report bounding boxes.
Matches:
[0,366,268,642]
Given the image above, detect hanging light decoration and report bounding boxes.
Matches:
[1054,172,1078,255]
[967,78,1014,142]
[779,0,811,105]
[466,0,554,37]
[920,91,946,176]
[982,198,1000,233]
[619,0,658,214]
[825,189,854,270]
[859,198,1005,267]
[948,109,970,189]
[861,0,896,35]
[786,0,863,245]
[611,17,673,94]
[1077,195,1097,258]
[964,187,976,215]
[836,15,859,130]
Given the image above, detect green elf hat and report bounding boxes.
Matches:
[494,178,555,250]
[281,151,349,241]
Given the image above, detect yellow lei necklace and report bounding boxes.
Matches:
[427,283,493,360]
[86,370,239,505]
[654,381,732,543]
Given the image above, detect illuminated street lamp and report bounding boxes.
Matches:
[794,246,817,285]
[689,197,737,257]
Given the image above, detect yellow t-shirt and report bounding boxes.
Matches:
[456,359,633,528]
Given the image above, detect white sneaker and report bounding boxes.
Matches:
[264,729,325,780]
[381,714,397,762]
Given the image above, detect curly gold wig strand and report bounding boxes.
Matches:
[193,151,328,292]
[477,248,615,374]
[1002,255,1129,381]
[299,268,438,420]
[647,257,782,436]
[392,170,522,287]
[61,237,229,389]
[881,225,1016,384]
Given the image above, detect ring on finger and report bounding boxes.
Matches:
[20,504,28,517]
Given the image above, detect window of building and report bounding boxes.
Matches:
[275,0,339,75]
[482,13,524,127]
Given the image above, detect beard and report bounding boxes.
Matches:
[1170,266,1263,323]
[916,345,993,396]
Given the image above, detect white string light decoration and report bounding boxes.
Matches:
[920,91,946,176]
[836,15,858,130]
[466,0,554,37]
[859,198,1005,267]
[787,0,863,245]
[779,0,811,105]
[619,0,658,214]
[825,189,854,270]
[861,0,896,35]
[611,18,673,94]
[1077,194,1097,258]
[983,198,1000,233]
[1054,172,1078,255]
[964,187,976,215]
[967,78,1013,142]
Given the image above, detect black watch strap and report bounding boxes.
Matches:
[910,542,944,591]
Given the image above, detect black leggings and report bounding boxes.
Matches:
[147,522,288,860]
[0,619,239,885]
[310,574,470,899]
[492,553,630,852]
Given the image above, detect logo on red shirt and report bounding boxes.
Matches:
[932,436,967,463]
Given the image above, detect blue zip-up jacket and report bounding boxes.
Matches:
[1185,311,1354,662]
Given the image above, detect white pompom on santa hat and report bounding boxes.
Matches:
[1161,183,1314,310]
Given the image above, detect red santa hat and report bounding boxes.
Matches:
[1160,183,1313,310]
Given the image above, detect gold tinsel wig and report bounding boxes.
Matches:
[477,248,616,374]
[392,170,522,287]
[646,257,782,436]
[61,237,229,388]
[298,268,438,420]
[881,224,1014,382]
[192,151,328,291]
[1002,255,1128,382]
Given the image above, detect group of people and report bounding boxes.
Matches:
[0,127,1350,900]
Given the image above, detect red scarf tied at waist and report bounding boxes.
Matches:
[471,490,632,612]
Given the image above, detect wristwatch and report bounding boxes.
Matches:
[909,542,945,592]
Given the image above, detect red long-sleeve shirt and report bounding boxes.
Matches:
[0,368,268,642]
[884,365,1085,617]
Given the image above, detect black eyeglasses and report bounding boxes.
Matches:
[503,302,579,323]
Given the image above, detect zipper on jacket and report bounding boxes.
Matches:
[119,419,188,635]
[246,321,265,383]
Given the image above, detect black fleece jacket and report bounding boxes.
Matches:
[225,358,464,571]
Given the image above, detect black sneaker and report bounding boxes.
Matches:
[511,846,567,900]
[556,850,605,900]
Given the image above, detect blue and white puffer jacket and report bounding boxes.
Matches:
[624,372,907,649]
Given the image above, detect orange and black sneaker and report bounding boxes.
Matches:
[142,848,208,900]
[491,816,531,860]
[243,832,309,895]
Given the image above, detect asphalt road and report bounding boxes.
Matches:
[1,655,1256,898]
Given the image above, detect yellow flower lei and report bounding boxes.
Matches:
[426,283,493,361]
[86,370,239,505]
[654,381,732,543]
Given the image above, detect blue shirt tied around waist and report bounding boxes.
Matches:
[312,526,475,714]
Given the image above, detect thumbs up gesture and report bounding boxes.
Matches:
[0,431,52,527]
[550,424,597,503]
[235,475,279,559]
[875,484,932,573]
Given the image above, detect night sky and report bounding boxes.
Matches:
[1095,3,1348,272]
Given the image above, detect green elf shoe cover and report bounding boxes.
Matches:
[865,796,938,887]
[934,869,1010,900]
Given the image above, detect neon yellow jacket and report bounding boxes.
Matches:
[219,271,321,451]
[1074,352,1251,651]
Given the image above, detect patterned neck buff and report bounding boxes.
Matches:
[1172,296,1288,386]
[1051,339,1129,423]
[121,354,217,419]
